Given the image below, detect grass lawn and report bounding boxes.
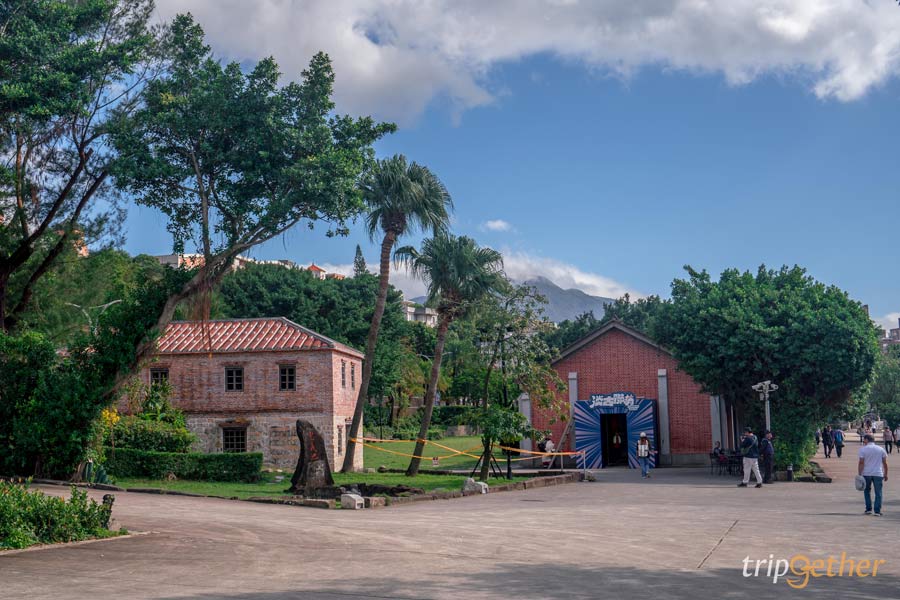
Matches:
[362,435,488,471]
[114,470,527,500]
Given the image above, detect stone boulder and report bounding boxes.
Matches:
[288,419,334,495]
[463,477,489,494]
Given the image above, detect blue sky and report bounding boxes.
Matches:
[127,1,900,328]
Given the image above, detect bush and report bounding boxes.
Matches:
[106,416,195,453]
[0,482,115,550]
[104,448,262,482]
[429,406,473,427]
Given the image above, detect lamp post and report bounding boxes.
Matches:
[751,380,779,432]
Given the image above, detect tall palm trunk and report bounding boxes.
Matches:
[342,230,396,472]
[406,313,451,476]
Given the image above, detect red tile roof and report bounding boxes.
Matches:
[306,263,325,272]
[155,318,363,357]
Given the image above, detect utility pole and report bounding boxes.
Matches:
[751,380,779,432]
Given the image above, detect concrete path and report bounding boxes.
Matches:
[2,446,897,599]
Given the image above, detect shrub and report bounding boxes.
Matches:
[429,406,473,427]
[0,483,115,550]
[106,416,195,453]
[104,448,262,482]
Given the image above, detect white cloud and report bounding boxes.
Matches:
[480,219,514,232]
[500,250,637,300]
[155,1,900,124]
[874,312,900,333]
[320,251,634,301]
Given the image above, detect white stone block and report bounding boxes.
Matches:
[463,478,489,494]
[340,493,365,509]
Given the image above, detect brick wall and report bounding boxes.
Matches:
[128,348,363,470]
[533,328,712,456]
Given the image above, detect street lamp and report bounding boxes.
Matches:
[751,380,779,432]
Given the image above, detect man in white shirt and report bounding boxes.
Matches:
[858,434,889,516]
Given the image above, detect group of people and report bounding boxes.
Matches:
[851,423,899,454]
[733,427,775,488]
[815,425,845,458]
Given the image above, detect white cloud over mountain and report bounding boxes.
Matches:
[155,1,900,123]
[322,249,637,301]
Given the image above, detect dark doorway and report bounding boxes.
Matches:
[600,413,628,467]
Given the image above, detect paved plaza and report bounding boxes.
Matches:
[2,447,897,599]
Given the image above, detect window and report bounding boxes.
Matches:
[222,427,247,453]
[225,367,244,391]
[279,365,296,391]
[337,425,343,455]
[341,360,346,388]
[150,368,169,385]
[351,363,355,389]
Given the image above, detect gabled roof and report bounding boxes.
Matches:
[155,317,363,358]
[552,320,671,365]
[306,263,325,272]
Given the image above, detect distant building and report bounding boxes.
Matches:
[125,317,363,470]
[306,263,326,280]
[402,300,438,328]
[154,253,206,269]
[882,317,900,352]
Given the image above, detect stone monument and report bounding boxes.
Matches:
[288,419,334,495]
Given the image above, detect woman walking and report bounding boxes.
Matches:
[884,427,894,454]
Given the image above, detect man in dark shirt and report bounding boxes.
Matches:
[738,427,763,488]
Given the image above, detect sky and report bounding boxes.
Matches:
[124,1,900,330]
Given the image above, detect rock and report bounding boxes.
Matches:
[462,478,489,494]
[340,493,365,509]
[288,419,335,495]
[378,465,389,472]
[364,496,386,508]
[365,468,377,474]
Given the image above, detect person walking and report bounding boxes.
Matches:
[894,425,900,451]
[857,426,864,444]
[822,425,834,458]
[759,430,775,483]
[884,427,894,454]
[858,433,889,516]
[833,428,845,458]
[636,432,656,479]
[737,427,763,488]
[815,428,821,451]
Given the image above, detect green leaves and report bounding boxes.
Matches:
[110,15,395,258]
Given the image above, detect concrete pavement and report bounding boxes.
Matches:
[2,446,897,599]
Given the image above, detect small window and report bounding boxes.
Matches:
[279,365,296,391]
[341,360,346,388]
[225,367,244,391]
[351,363,355,389]
[222,427,246,453]
[150,368,169,386]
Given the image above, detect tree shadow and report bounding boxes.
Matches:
[156,561,900,600]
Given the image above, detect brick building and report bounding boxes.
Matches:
[129,317,364,470]
[531,321,725,468]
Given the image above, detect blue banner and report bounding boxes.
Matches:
[574,392,657,469]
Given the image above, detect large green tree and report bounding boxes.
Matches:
[867,347,900,429]
[0,0,155,332]
[109,13,394,378]
[342,155,452,472]
[395,234,505,476]
[655,265,878,467]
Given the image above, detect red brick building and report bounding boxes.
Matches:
[531,321,726,467]
[128,318,364,470]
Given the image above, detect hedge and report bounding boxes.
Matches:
[107,416,195,453]
[0,483,115,550]
[104,448,262,482]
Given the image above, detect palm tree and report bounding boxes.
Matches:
[341,155,452,472]
[395,234,505,476]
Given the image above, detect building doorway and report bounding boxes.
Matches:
[600,413,628,467]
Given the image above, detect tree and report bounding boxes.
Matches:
[0,0,156,332]
[655,265,878,468]
[867,348,900,428]
[395,234,505,476]
[543,294,667,353]
[109,14,394,383]
[353,244,368,277]
[342,155,452,472]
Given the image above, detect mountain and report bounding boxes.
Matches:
[522,276,613,323]
[409,276,613,323]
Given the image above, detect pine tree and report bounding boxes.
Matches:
[353,245,368,277]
